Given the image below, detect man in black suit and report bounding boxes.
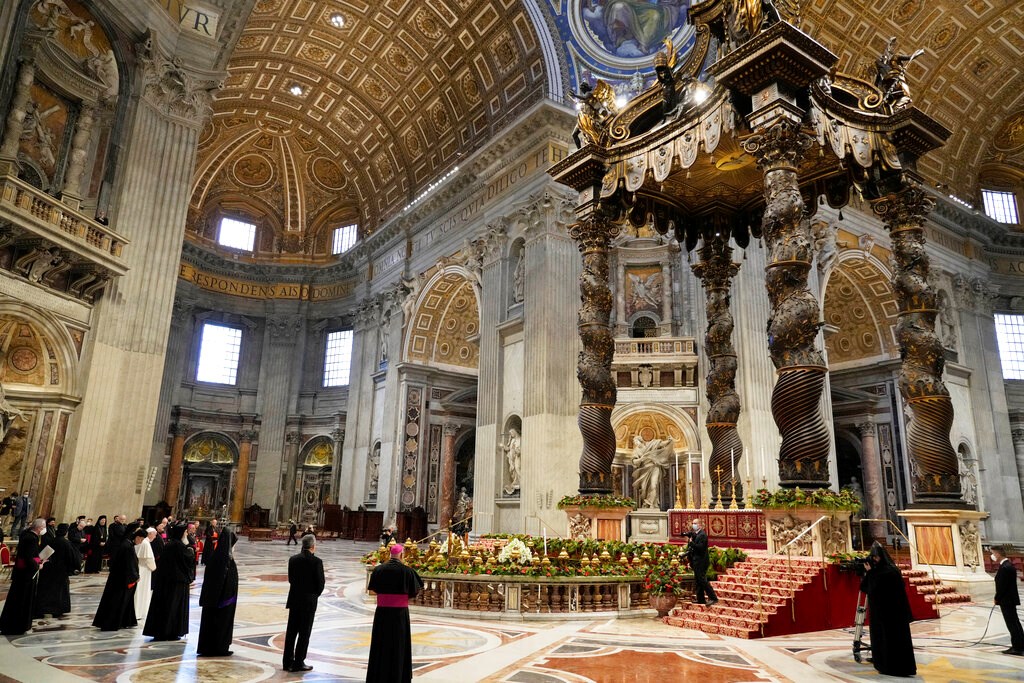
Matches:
[684,518,718,606]
[283,534,325,672]
[993,545,1023,656]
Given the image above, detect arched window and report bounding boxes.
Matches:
[631,316,658,338]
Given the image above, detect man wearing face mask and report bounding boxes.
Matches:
[992,545,1023,656]
[683,518,717,606]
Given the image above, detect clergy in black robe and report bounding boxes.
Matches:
[283,535,325,672]
[198,530,238,656]
[67,519,86,570]
[92,532,143,631]
[107,516,126,559]
[151,520,167,563]
[83,516,108,573]
[202,519,219,565]
[861,542,916,676]
[35,524,75,618]
[366,544,424,683]
[0,520,44,635]
[143,524,193,640]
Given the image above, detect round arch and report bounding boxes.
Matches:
[180,432,238,518]
[611,403,700,457]
[823,253,900,365]
[402,266,480,370]
[0,300,81,398]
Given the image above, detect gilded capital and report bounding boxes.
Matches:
[442,423,461,438]
[238,429,258,444]
[870,184,935,232]
[742,119,814,171]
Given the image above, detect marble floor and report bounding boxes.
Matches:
[1,540,1023,682]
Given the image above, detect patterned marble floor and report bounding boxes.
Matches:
[1,539,1023,682]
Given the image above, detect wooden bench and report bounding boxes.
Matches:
[247,528,273,542]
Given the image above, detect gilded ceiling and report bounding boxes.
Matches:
[188,0,548,257]
[183,0,1024,262]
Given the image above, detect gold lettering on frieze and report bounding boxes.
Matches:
[178,264,354,301]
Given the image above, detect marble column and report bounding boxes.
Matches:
[743,120,830,488]
[0,59,34,165]
[871,186,961,506]
[329,427,344,504]
[55,49,215,519]
[281,431,301,522]
[857,421,886,541]
[1013,429,1024,505]
[232,430,256,523]
[164,423,188,510]
[439,422,460,528]
[61,103,96,206]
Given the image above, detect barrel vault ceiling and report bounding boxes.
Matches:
[184,0,1024,262]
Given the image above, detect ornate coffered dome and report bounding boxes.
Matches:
[187,0,550,259]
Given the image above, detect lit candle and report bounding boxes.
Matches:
[543,528,547,556]
[745,448,751,481]
[730,448,735,483]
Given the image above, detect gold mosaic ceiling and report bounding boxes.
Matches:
[189,0,548,255]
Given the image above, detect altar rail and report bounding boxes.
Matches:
[401,573,694,619]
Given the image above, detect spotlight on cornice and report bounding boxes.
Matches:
[692,83,710,104]
[289,84,305,97]
[329,13,345,29]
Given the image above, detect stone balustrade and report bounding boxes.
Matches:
[0,174,128,270]
[612,336,699,388]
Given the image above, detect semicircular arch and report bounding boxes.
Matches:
[611,404,699,457]
[182,432,238,465]
[300,435,335,467]
[824,254,899,366]
[0,301,81,398]
[403,267,480,371]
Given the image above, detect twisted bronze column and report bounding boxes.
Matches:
[569,211,620,494]
[743,120,831,488]
[692,233,744,507]
[871,185,962,506]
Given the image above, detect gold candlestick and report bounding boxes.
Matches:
[713,465,725,509]
[729,480,739,510]
[699,477,706,509]
[674,474,687,510]
[746,477,753,508]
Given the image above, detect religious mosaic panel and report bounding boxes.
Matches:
[623,264,664,320]
[401,386,425,511]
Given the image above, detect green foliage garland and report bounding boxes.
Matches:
[556,494,636,510]
[751,487,862,512]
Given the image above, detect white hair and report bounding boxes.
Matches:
[32,518,46,531]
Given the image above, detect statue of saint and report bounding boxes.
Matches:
[512,251,525,304]
[875,37,924,111]
[631,436,675,509]
[0,381,28,445]
[502,427,521,495]
[957,450,978,507]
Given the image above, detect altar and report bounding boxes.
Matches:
[668,509,767,550]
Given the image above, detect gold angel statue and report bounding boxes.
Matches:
[569,80,619,148]
[724,0,801,48]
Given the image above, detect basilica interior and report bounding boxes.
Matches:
[2,0,1024,681]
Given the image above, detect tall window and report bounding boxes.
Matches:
[332,224,358,255]
[982,190,1020,224]
[995,314,1024,379]
[197,323,243,385]
[218,217,257,251]
[324,330,354,386]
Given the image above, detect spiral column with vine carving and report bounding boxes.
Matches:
[569,211,620,494]
[692,233,744,507]
[871,185,962,505]
[742,120,831,488]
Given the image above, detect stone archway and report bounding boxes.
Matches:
[612,405,698,510]
[0,305,81,517]
[403,268,480,371]
[181,433,238,519]
[823,255,900,367]
[294,436,334,526]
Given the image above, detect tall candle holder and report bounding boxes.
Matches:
[713,465,725,510]
[699,477,706,509]
[729,480,739,510]
[746,477,753,508]
[674,473,686,509]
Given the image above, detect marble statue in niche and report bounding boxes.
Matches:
[957,448,978,507]
[512,249,525,304]
[0,381,28,446]
[812,219,838,276]
[367,443,380,501]
[502,427,521,496]
[631,436,674,509]
[936,289,958,351]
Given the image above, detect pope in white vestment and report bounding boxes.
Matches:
[134,528,157,622]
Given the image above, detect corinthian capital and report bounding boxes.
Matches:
[856,422,877,437]
[870,184,935,232]
[741,119,814,170]
[443,422,461,438]
[267,315,303,344]
[138,32,220,124]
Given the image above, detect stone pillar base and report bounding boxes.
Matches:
[563,505,630,541]
[763,508,853,557]
[628,509,668,543]
[898,508,991,600]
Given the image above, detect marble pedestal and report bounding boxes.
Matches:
[628,509,669,543]
[562,505,631,541]
[763,508,853,557]
[898,508,991,600]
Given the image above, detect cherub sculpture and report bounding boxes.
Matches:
[874,37,924,111]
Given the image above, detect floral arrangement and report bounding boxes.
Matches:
[556,494,636,510]
[497,538,533,565]
[827,551,869,564]
[643,559,688,596]
[751,487,862,512]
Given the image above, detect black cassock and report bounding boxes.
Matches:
[143,537,193,640]
[366,559,424,683]
[35,536,76,618]
[66,527,85,569]
[83,521,108,573]
[197,531,238,656]
[0,529,42,635]
[92,539,140,631]
[862,561,916,676]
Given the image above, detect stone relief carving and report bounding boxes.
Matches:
[769,515,813,556]
[0,381,29,446]
[959,521,980,567]
[138,32,220,122]
[631,436,674,509]
[821,517,849,556]
[16,246,63,283]
[952,274,998,315]
[568,512,592,541]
